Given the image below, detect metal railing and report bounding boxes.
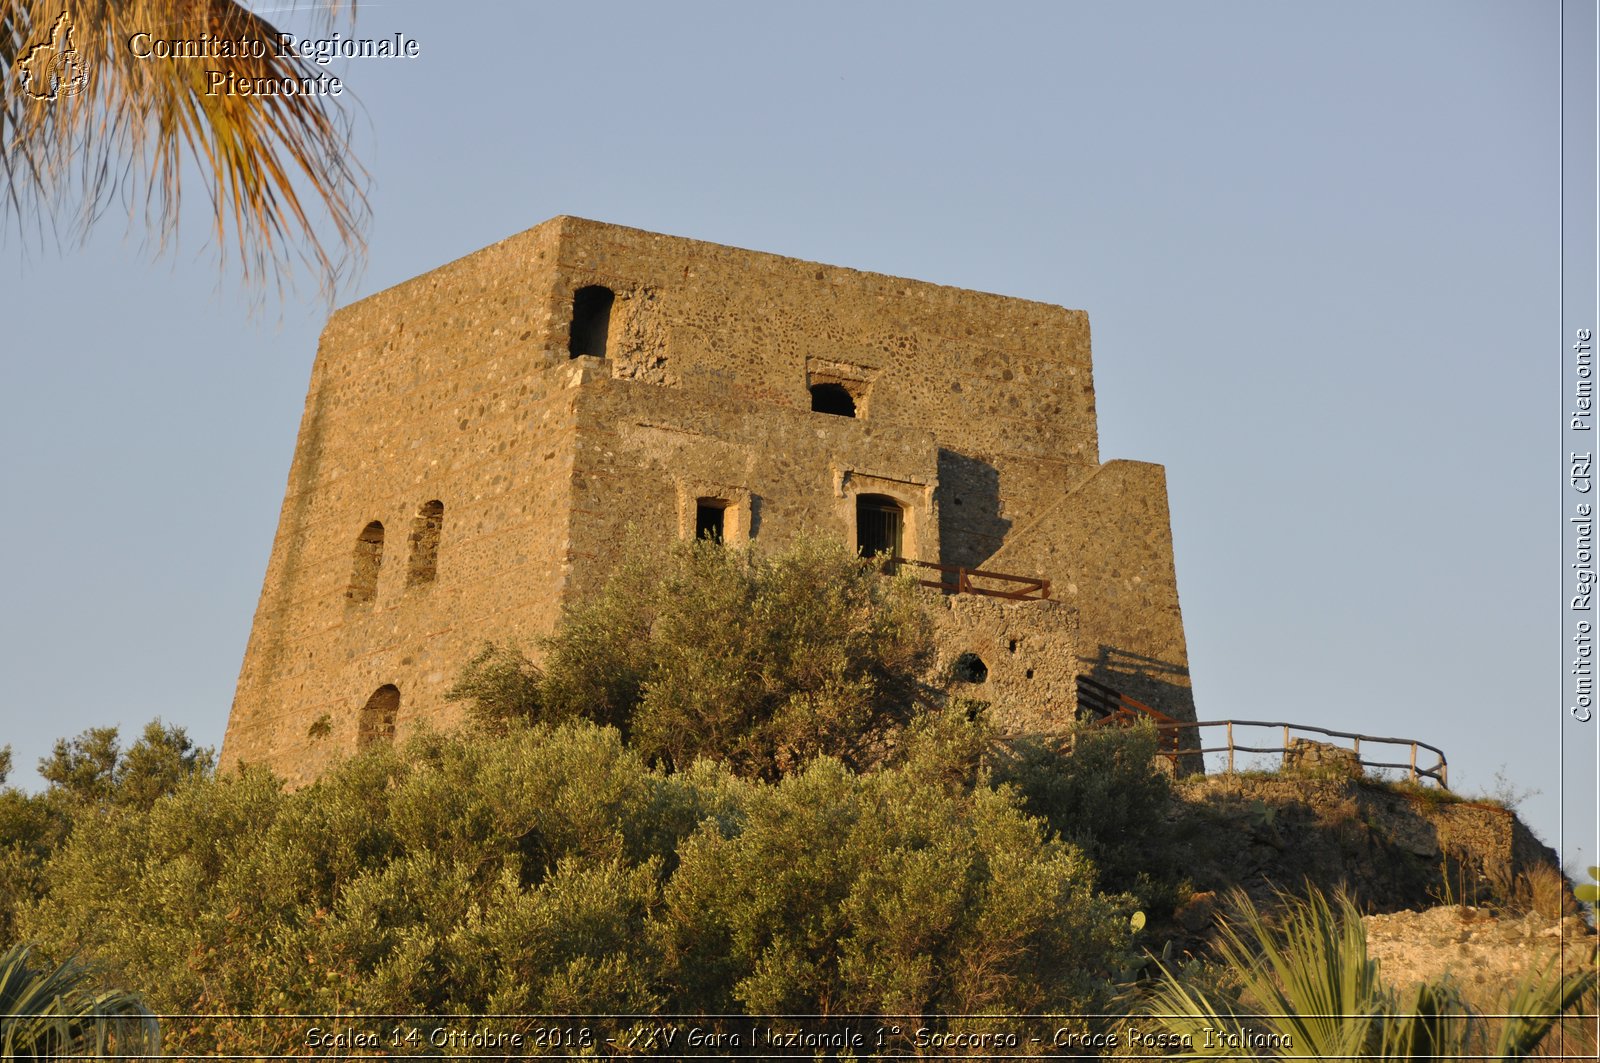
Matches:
[1075,676,1449,788]
[891,558,1051,601]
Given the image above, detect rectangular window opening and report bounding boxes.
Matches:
[856,496,904,559]
[695,500,728,543]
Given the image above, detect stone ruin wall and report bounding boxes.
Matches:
[223,216,1195,784]
[225,223,581,784]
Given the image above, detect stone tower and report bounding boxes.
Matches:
[223,217,1195,785]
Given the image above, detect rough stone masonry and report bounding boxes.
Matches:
[222,217,1196,784]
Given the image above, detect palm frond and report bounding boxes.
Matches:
[1142,886,1595,1061]
[1199,888,1388,1058]
[2,0,368,299]
[1142,953,1251,1057]
[0,943,161,1057]
[1489,963,1596,1060]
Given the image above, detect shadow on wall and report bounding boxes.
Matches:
[936,449,1009,569]
[1082,644,1198,764]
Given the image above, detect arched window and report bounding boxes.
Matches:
[347,521,384,604]
[953,652,989,683]
[855,494,903,558]
[569,285,615,358]
[810,382,856,417]
[407,500,444,585]
[357,684,399,748]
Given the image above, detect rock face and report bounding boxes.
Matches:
[1170,770,1576,918]
[1281,737,1364,778]
[1165,769,1596,1050]
[1364,905,1597,995]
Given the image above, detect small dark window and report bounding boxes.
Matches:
[357,684,399,748]
[953,653,988,684]
[696,499,727,542]
[810,382,856,417]
[856,494,903,558]
[347,521,384,604]
[407,500,444,586]
[569,285,615,358]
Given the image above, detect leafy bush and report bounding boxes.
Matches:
[0,720,211,946]
[660,746,1135,1031]
[449,536,933,779]
[994,720,1182,910]
[13,719,1138,1056]
[18,723,727,1055]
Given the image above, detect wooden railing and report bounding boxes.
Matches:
[1077,675,1184,757]
[1173,719,1449,788]
[891,558,1051,601]
[1075,676,1449,788]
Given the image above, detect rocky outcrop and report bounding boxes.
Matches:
[1146,766,1596,1041]
[1166,767,1576,921]
[1364,905,1596,995]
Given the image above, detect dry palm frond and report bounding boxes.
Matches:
[2,0,368,299]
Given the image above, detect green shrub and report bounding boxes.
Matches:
[658,737,1136,1035]
[443,641,546,734]
[16,719,1139,1055]
[0,720,212,946]
[0,786,58,947]
[449,536,934,779]
[17,724,736,1055]
[994,720,1181,910]
[31,720,210,809]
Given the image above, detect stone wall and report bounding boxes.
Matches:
[925,596,1082,736]
[985,460,1195,724]
[223,217,1195,783]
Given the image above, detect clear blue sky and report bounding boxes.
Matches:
[4,1,1595,876]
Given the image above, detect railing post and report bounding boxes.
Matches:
[1410,743,1417,783]
[1226,721,1234,774]
[1282,724,1289,757]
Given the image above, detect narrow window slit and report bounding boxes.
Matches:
[347,521,385,604]
[569,285,615,358]
[408,500,444,585]
[357,684,399,747]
